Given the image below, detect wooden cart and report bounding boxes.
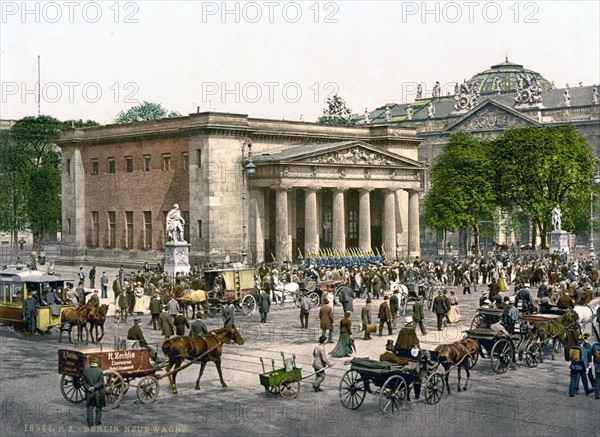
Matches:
[58,347,160,409]
[259,353,303,399]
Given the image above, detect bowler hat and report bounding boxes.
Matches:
[133,318,141,323]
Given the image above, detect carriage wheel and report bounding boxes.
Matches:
[468,349,479,368]
[424,372,445,405]
[279,376,300,399]
[242,295,256,315]
[471,315,487,329]
[308,292,320,308]
[103,371,125,410]
[525,342,542,368]
[339,370,366,410]
[137,375,160,404]
[60,375,86,404]
[379,375,407,415]
[490,338,513,374]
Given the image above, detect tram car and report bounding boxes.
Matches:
[0,268,75,333]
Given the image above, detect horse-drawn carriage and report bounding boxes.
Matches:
[391,279,438,314]
[339,348,445,415]
[203,268,257,315]
[0,268,75,334]
[58,347,161,409]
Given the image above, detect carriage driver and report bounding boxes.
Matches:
[127,318,162,365]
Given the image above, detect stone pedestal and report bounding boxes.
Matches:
[164,242,190,277]
[550,230,570,256]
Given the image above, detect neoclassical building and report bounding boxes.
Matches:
[57,114,424,266]
[363,58,600,254]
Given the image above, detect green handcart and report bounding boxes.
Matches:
[259,352,303,399]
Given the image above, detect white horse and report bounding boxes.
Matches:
[574,297,600,340]
[272,277,300,309]
[389,281,411,315]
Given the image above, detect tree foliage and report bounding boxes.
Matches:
[317,94,355,126]
[115,101,181,124]
[423,133,497,256]
[492,126,595,248]
[0,116,100,251]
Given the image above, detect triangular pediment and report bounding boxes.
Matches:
[253,140,422,169]
[444,99,541,133]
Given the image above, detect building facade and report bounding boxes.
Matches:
[57,113,424,266]
[364,59,600,255]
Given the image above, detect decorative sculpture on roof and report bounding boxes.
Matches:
[363,108,371,124]
[427,102,435,118]
[416,84,422,100]
[432,81,441,98]
[592,86,599,105]
[563,88,572,107]
[494,76,502,95]
[311,148,394,166]
[514,73,543,105]
[384,106,391,122]
[406,104,413,120]
[453,79,479,112]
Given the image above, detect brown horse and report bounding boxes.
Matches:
[531,309,579,360]
[161,326,245,394]
[88,304,109,344]
[434,338,478,394]
[59,301,94,344]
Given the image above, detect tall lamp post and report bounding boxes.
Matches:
[241,139,256,265]
[589,171,600,255]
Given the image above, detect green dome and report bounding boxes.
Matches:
[466,58,554,95]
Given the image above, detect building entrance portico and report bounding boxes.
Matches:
[250,140,424,263]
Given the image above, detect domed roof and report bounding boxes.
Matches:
[466,57,554,95]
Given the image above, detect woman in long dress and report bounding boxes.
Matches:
[330,311,353,358]
[447,290,461,323]
[133,282,145,314]
[498,270,507,294]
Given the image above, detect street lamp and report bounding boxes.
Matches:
[589,171,600,255]
[241,139,255,264]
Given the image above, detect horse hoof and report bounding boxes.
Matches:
[221,383,228,388]
[194,386,200,391]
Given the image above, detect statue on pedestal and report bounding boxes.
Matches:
[166,204,186,243]
[552,205,562,232]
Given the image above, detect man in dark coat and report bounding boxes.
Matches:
[222,302,235,328]
[174,310,190,336]
[390,289,399,328]
[432,290,450,331]
[149,295,162,330]
[338,285,354,313]
[361,299,372,340]
[412,297,426,335]
[23,293,38,334]
[299,292,311,329]
[89,265,96,289]
[82,357,105,426]
[319,299,334,343]
[127,318,158,362]
[159,309,174,339]
[378,296,392,336]
[258,286,271,323]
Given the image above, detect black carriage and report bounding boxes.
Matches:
[338,348,445,415]
[470,307,503,330]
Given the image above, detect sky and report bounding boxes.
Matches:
[1,1,599,125]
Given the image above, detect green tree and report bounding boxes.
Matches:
[423,133,497,257]
[317,94,355,126]
[115,101,181,124]
[492,126,595,249]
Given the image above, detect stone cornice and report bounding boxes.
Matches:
[56,111,421,148]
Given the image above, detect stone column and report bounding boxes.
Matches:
[332,188,346,252]
[408,189,421,259]
[358,188,372,250]
[383,189,397,258]
[304,188,319,256]
[249,188,265,264]
[275,188,290,262]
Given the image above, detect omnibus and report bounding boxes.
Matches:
[0,268,75,333]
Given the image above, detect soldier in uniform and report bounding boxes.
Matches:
[89,290,100,308]
[81,357,105,426]
[568,335,592,396]
[590,339,600,399]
